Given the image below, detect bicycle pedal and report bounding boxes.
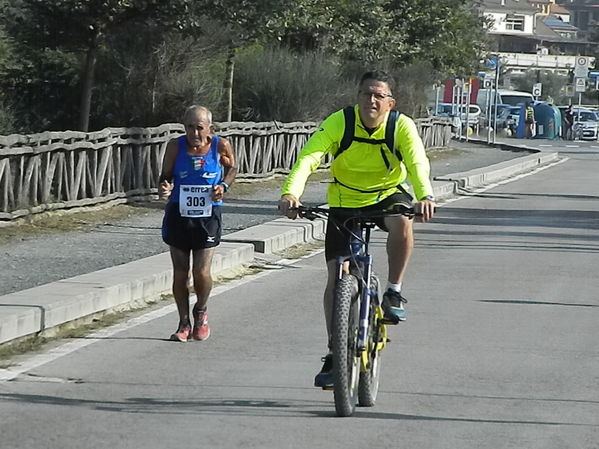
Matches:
[380,317,399,325]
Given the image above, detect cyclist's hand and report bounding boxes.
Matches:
[278,194,302,219]
[416,199,435,222]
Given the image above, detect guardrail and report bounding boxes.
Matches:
[0,117,452,221]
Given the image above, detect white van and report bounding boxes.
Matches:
[477,89,534,109]
[433,103,481,125]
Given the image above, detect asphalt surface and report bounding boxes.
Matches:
[0,140,596,448]
[0,139,531,296]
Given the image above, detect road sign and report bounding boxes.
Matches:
[483,79,493,89]
[575,77,586,92]
[565,85,575,97]
[485,57,497,70]
[575,56,589,78]
[589,70,599,79]
[532,83,542,97]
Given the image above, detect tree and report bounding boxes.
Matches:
[259,0,487,74]
[1,0,196,131]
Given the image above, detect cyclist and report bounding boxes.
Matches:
[278,70,435,387]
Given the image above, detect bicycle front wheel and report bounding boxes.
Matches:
[358,274,383,407]
[332,273,360,417]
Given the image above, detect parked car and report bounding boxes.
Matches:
[479,104,521,136]
[572,108,598,140]
[432,102,481,127]
[558,106,599,140]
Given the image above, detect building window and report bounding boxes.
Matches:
[505,14,525,31]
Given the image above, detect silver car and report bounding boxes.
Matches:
[572,108,599,141]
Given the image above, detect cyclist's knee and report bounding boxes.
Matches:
[385,215,412,235]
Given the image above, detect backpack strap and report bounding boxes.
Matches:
[385,110,400,162]
[336,106,356,158]
[335,107,401,161]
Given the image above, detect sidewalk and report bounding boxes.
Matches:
[0,140,560,346]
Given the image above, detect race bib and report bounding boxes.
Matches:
[179,185,212,217]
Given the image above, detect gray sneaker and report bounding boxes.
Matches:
[382,290,407,323]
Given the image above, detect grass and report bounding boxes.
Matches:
[0,204,153,247]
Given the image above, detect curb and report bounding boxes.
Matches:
[0,242,254,345]
[0,150,559,346]
[434,151,559,188]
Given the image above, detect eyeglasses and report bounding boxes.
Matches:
[359,91,393,101]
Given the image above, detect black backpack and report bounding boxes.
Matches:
[332,106,407,195]
[335,106,402,165]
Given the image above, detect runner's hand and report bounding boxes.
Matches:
[212,184,225,202]
[159,180,173,200]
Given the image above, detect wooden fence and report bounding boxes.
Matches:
[0,117,452,221]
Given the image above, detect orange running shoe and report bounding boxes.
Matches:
[170,323,191,342]
[192,308,210,341]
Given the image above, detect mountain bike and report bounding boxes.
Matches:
[298,203,417,417]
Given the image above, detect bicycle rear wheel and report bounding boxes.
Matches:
[358,275,383,407]
[332,273,360,417]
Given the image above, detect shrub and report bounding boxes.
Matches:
[233,46,357,122]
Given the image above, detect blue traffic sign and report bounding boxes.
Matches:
[588,70,599,79]
[485,57,498,70]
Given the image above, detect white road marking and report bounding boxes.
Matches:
[0,159,569,381]
[0,251,322,382]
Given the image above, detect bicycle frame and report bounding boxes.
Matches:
[335,220,387,370]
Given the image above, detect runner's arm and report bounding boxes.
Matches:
[215,137,238,198]
[159,139,178,200]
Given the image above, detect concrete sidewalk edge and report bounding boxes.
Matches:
[0,149,558,346]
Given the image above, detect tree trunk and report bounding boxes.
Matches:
[78,32,100,132]
[223,43,235,122]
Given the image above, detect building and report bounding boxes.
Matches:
[480,0,596,73]
[559,0,599,34]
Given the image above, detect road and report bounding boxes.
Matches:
[0,140,598,448]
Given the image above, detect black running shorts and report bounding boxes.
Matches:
[324,191,413,261]
[162,202,222,251]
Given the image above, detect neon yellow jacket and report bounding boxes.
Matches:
[281,105,434,208]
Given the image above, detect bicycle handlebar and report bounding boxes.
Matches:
[295,203,419,221]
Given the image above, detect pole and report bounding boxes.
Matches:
[465,82,471,142]
[492,59,500,144]
[486,83,492,143]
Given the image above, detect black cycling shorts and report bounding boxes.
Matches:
[324,191,413,261]
[162,202,222,251]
